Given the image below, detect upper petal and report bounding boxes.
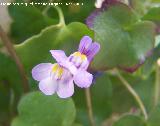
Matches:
[73,70,93,88]
[50,50,67,63]
[59,58,78,75]
[78,36,92,53]
[85,42,100,62]
[57,79,74,98]
[32,63,53,81]
[39,77,58,95]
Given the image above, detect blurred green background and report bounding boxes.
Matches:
[0,0,160,126]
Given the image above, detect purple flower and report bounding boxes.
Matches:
[31,36,100,98]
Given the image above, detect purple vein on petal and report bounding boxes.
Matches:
[85,43,100,62]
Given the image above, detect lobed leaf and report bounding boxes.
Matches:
[15,22,93,73]
[87,3,155,72]
[12,91,76,126]
[112,115,146,126]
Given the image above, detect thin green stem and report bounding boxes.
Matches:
[42,4,51,16]
[55,6,65,26]
[116,70,148,120]
[154,64,160,106]
[42,0,53,16]
[42,0,65,26]
[85,88,96,126]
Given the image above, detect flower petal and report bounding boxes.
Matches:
[78,36,92,53]
[80,59,89,70]
[85,42,100,62]
[50,50,67,63]
[57,79,74,98]
[74,70,93,88]
[59,59,78,75]
[32,63,53,81]
[39,77,58,95]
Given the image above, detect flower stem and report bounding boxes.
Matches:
[154,64,160,106]
[0,26,29,93]
[116,69,148,120]
[42,0,53,16]
[85,88,96,126]
[42,3,51,16]
[42,0,65,26]
[55,6,65,26]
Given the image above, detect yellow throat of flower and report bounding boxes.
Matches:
[73,52,87,61]
[52,64,64,78]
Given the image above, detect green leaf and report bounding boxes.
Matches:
[44,0,94,24]
[72,123,83,126]
[135,34,160,78]
[8,0,57,43]
[91,3,155,71]
[148,104,160,126]
[0,52,23,125]
[112,115,146,126]
[130,0,147,16]
[0,81,10,125]
[142,7,160,34]
[110,72,155,113]
[12,118,28,126]
[15,22,93,73]
[151,0,160,2]
[142,7,160,23]
[91,74,112,121]
[0,82,10,112]
[73,73,112,126]
[9,0,94,43]
[59,0,94,23]
[12,91,76,126]
[0,53,22,95]
[136,42,160,78]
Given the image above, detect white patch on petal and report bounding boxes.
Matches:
[51,63,64,80]
[69,52,89,70]
[74,70,93,88]
[57,79,74,98]
[32,63,53,81]
[39,77,58,95]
